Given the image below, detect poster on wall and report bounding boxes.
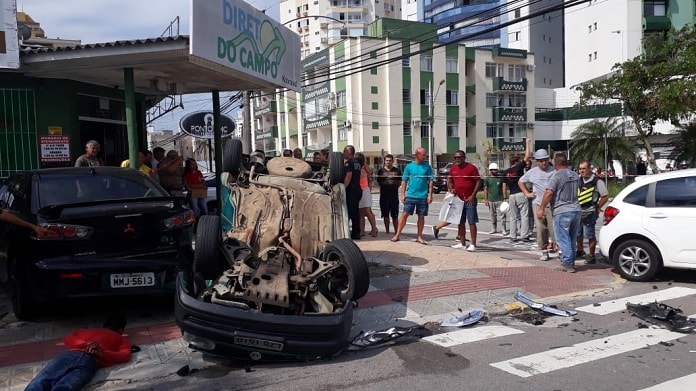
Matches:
[1,0,20,69]
[39,135,71,162]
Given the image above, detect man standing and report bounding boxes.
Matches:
[520,148,557,261]
[391,147,434,244]
[343,145,363,240]
[484,163,507,235]
[576,161,609,264]
[74,140,102,167]
[151,147,165,183]
[432,151,480,251]
[502,140,531,241]
[25,314,132,391]
[376,154,402,234]
[538,153,582,273]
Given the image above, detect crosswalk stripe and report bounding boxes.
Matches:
[422,325,524,347]
[636,373,696,391]
[489,327,685,378]
[575,287,696,315]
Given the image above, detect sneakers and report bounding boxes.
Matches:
[488,229,497,234]
[452,243,465,249]
[576,250,586,258]
[555,265,576,273]
[539,250,550,261]
[502,230,509,237]
[584,255,597,265]
[466,244,476,252]
[432,226,439,240]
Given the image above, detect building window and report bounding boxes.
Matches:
[508,64,525,82]
[514,9,520,18]
[485,62,503,78]
[485,93,498,108]
[371,86,378,94]
[486,124,503,139]
[403,122,411,136]
[420,122,431,138]
[337,90,347,107]
[372,102,379,110]
[445,57,458,73]
[509,31,520,42]
[594,51,597,60]
[446,123,459,137]
[370,67,377,75]
[402,57,410,67]
[420,55,433,72]
[402,89,411,103]
[339,128,348,140]
[644,0,667,16]
[372,121,379,129]
[588,53,592,62]
[446,90,459,106]
[370,50,377,59]
[372,136,380,144]
[420,89,431,105]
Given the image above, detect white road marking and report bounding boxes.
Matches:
[575,287,696,315]
[636,373,696,391]
[422,325,524,347]
[489,327,686,378]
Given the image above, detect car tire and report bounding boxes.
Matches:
[322,238,370,301]
[329,152,345,185]
[266,157,312,178]
[194,215,227,280]
[223,138,243,175]
[613,239,662,282]
[8,258,36,320]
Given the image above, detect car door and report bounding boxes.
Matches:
[641,175,696,264]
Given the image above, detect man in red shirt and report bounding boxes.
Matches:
[25,314,132,391]
[432,151,481,251]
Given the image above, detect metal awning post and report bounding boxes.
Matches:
[212,90,223,216]
[124,67,138,168]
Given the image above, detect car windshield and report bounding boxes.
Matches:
[37,173,167,208]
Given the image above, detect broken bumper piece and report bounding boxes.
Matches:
[514,292,577,317]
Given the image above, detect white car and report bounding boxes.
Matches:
[599,168,696,281]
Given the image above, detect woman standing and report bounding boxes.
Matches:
[183,158,208,218]
[355,152,378,237]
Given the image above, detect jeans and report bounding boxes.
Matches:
[189,197,209,217]
[553,211,582,266]
[25,350,98,391]
[508,192,530,239]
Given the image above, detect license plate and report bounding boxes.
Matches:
[233,336,284,351]
[110,272,155,288]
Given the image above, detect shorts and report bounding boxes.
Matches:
[359,188,372,208]
[579,210,598,239]
[402,197,428,216]
[459,203,479,225]
[380,193,399,219]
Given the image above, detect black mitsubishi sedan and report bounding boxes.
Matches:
[0,167,194,319]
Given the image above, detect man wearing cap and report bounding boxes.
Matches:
[502,139,532,241]
[483,162,507,235]
[538,153,582,273]
[520,146,557,261]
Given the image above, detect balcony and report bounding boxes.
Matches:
[254,100,278,117]
[492,77,527,92]
[494,138,527,152]
[643,15,671,31]
[492,108,526,122]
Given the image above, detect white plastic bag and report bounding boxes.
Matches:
[439,192,464,224]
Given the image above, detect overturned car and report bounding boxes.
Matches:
[174,139,370,361]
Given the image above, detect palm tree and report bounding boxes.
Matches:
[569,117,635,173]
[668,122,696,168]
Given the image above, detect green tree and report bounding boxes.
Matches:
[576,25,696,174]
[569,117,635,173]
[668,122,696,167]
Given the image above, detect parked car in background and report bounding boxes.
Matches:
[599,168,696,281]
[175,139,369,362]
[0,167,195,319]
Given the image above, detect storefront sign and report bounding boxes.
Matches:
[39,135,70,162]
[179,112,236,139]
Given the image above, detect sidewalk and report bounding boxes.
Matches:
[0,230,621,390]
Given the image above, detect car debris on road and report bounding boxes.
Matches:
[626,301,696,333]
[514,292,578,317]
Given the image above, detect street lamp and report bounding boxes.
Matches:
[429,79,445,166]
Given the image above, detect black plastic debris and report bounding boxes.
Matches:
[349,326,415,349]
[626,301,696,333]
[175,365,190,377]
[514,292,577,317]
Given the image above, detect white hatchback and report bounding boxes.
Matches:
[599,168,696,281]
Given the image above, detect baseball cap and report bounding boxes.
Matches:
[533,149,550,160]
[489,162,499,170]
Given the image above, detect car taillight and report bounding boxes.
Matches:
[36,224,94,240]
[603,206,619,225]
[161,210,195,230]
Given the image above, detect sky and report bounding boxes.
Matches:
[18,0,281,131]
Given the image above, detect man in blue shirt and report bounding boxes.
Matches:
[391,147,434,244]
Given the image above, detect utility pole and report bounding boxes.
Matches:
[242,90,252,154]
[429,79,445,167]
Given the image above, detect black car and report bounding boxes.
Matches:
[0,167,194,319]
[433,175,448,194]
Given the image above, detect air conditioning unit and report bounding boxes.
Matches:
[329,101,337,110]
[527,123,535,129]
[411,119,421,127]
[321,37,329,43]
[344,121,352,127]
[303,11,308,16]
[526,64,536,71]
[320,23,329,29]
[303,25,310,31]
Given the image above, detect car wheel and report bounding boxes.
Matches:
[266,157,312,177]
[8,258,36,320]
[329,152,345,185]
[223,139,243,175]
[322,238,370,301]
[613,239,662,282]
[194,215,227,280]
